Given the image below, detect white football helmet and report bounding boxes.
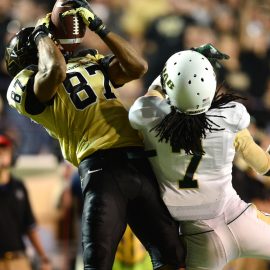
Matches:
[161,50,217,115]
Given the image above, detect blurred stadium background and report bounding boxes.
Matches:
[1,0,270,269]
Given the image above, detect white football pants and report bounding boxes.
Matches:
[179,201,270,270]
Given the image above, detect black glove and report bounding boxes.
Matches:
[192,43,230,69]
[62,0,110,37]
[29,13,52,45]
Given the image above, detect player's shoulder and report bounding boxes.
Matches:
[7,65,39,112]
[129,96,170,129]
[10,65,37,82]
[7,65,37,94]
[210,101,250,132]
[223,101,249,123]
[130,96,171,118]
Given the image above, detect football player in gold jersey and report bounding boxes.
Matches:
[5,0,185,269]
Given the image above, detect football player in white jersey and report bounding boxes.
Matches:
[129,47,270,270]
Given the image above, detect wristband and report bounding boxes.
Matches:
[31,25,50,45]
[33,31,48,44]
[95,24,110,38]
[88,15,110,38]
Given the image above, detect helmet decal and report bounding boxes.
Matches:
[161,50,217,115]
[5,27,38,77]
[162,66,175,90]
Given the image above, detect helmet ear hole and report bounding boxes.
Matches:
[5,27,38,77]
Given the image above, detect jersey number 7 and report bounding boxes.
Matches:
[179,154,202,189]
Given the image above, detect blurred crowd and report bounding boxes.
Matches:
[1,0,270,269]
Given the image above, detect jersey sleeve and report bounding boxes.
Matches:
[223,102,250,132]
[6,67,58,139]
[234,102,250,131]
[129,96,170,130]
[7,67,38,116]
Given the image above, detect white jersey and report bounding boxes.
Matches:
[129,97,250,220]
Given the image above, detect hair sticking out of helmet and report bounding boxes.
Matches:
[151,50,243,155]
[5,27,38,78]
[161,50,217,115]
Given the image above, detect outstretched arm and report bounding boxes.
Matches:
[62,0,148,86]
[30,15,66,103]
[102,32,148,86]
[34,36,66,103]
[27,228,52,269]
[234,128,270,175]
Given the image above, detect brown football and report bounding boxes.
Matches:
[51,0,86,53]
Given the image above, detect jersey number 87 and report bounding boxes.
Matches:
[62,64,116,110]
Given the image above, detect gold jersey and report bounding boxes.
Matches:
[7,51,143,167]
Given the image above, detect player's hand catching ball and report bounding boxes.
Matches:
[61,0,109,37]
[29,13,52,46]
[35,13,52,29]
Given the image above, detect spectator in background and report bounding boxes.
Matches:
[238,0,270,129]
[120,0,170,39]
[0,0,57,156]
[141,0,225,89]
[142,0,196,89]
[79,0,128,55]
[56,163,81,270]
[0,133,51,270]
[1,0,53,92]
[0,0,12,102]
[215,34,250,93]
[141,0,270,131]
[211,3,240,37]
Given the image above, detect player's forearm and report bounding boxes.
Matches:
[102,32,148,78]
[234,129,270,175]
[37,37,66,83]
[34,36,66,102]
[27,228,50,262]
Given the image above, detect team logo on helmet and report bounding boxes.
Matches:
[5,27,38,77]
[162,66,175,90]
[161,50,217,115]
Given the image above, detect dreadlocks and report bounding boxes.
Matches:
[150,85,245,155]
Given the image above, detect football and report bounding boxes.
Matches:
[51,0,86,53]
